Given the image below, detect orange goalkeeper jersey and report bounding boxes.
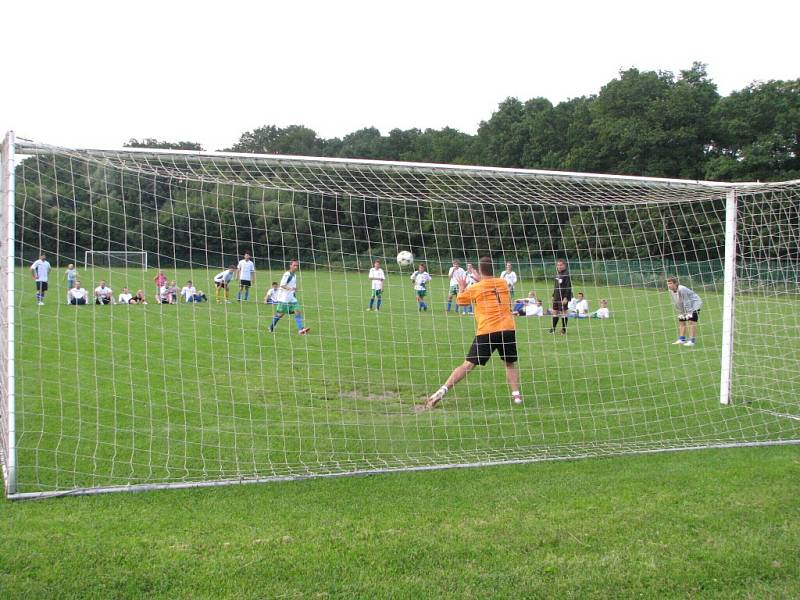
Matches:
[457,277,515,335]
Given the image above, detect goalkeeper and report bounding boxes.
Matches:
[419,257,522,411]
[667,276,702,346]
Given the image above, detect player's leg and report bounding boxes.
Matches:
[269,304,286,331]
[674,319,687,344]
[496,331,522,404]
[684,312,698,346]
[375,290,382,311]
[560,314,568,335]
[368,290,375,311]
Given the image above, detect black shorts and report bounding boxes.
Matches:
[240,280,251,288]
[36,281,48,292]
[466,330,518,366]
[70,297,86,305]
[679,310,700,323]
[215,281,228,289]
[96,297,111,305]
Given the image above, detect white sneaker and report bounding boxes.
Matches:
[671,339,685,345]
[512,392,523,405]
[683,340,696,347]
[37,302,44,306]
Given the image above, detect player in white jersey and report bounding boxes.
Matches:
[446,260,466,313]
[410,263,432,312]
[367,260,386,311]
[236,252,256,302]
[575,292,589,317]
[461,263,477,315]
[263,282,279,304]
[268,260,310,334]
[213,266,236,303]
[94,281,114,305]
[68,281,89,305]
[30,253,52,305]
[501,262,518,300]
[667,277,702,346]
[118,287,133,304]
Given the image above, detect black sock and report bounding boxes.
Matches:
[552,316,559,329]
[561,317,568,330]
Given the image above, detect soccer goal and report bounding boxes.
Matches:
[2,131,799,498]
[84,250,148,269]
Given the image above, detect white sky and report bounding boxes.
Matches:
[2,0,798,152]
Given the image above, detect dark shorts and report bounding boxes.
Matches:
[466,330,518,366]
[70,297,86,305]
[240,280,251,288]
[552,300,564,313]
[36,281,48,292]
[680,310,700,323]
[215,281,228,289]
[96,297,111,305]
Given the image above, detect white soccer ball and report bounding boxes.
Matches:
[396,251,414,267]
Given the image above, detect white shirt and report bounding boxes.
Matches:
[118,292,133,304]
[502,270,518,289]
[576,298,589,314]
[237,259,255,281]
[181,286,196,301]
[567,298,578,312]
[525,303,543,317]
[448,267,466,287]
[68,287,88,301]
[596,307,610,319]
[465,272,477,288]
[670,285,702,314]
[214,270,234,284]
[276,270,298,303]
[31,259,51,282]
[95,286,113,299]
[369,267,386,291]
[411,271,432,292]
[265,288,279,303]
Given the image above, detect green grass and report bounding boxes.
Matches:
[11,267,800,494]
[4,267,799,597]
[0,446,798,598]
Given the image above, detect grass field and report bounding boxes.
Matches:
[10,266,799,495]
[3,266,799,597]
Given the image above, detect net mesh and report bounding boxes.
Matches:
[2,138,799,497]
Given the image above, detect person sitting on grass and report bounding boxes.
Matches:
[94,281,114,305]
[592,299,610,319]
[118,287,133,304]
[68,281,88,305]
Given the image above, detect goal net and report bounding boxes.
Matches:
[2,134,798,498]
[85,251,148,269]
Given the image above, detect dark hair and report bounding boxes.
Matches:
[271,281,278,286]
[478,257,493,276]
[667,276,679,285]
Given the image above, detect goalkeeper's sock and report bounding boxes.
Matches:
[552,316,559,329]
[294,314,304,330]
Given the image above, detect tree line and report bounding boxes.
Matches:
[16,63,799,269]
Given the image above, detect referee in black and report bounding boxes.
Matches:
[550,258,572,335]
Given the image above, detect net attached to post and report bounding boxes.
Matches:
[2,138,799,498]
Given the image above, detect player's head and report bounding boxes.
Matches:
[39,253,46,260]
[99,280,106,287]
[288,260,299,272]
[271,281,278,288]
[122,287,129,293]
[452,260,460,267]
[528,290,536,298]
[417,263,425,271]
[600,299,608,307]
[73,280,80,288]
[228,265,237,271]
[478,256,493,276]
[578,292,584,299]
[505,262,512,271]
[243,252,251,260]
[187,280,192,285]
[556,259,567,272]
[67,263,74,269]
[373,260,381,268]
[667,277,679,292]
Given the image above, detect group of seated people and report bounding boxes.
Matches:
[67,280,207,305]
[512,291,610,319]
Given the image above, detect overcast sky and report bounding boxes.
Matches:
[2,0,797,152]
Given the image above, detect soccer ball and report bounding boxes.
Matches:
[396,251,414,267]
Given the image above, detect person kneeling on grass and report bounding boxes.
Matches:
[418,257,521,411]
[667,276,702,346]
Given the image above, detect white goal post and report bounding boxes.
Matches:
[84,250,148,269]
[1,133,798,499]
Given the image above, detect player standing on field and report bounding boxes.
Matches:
[30,253,52,306]
[446,260,466,313]
[268,259,310,335]
[410,263,432,312]
[667,276,702,346]
[367,259,386,311]
[236,252,255,302]
[550,258,572,335]
[419,257,522,411]
[502,262,518,300]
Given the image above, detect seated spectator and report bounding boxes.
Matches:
[575,292,589,317]
[512,298,526,316]
[160,281,179,304]
[68,281,88,305]
[264,281,280,304]
[129,289,147,304]
[181,280,197,302]
[94,281,114,305]
[118,287,133,304]
[192,289,208,302]
[566,296,578,315]
[525,298,544,317]
[593,299,610,319]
